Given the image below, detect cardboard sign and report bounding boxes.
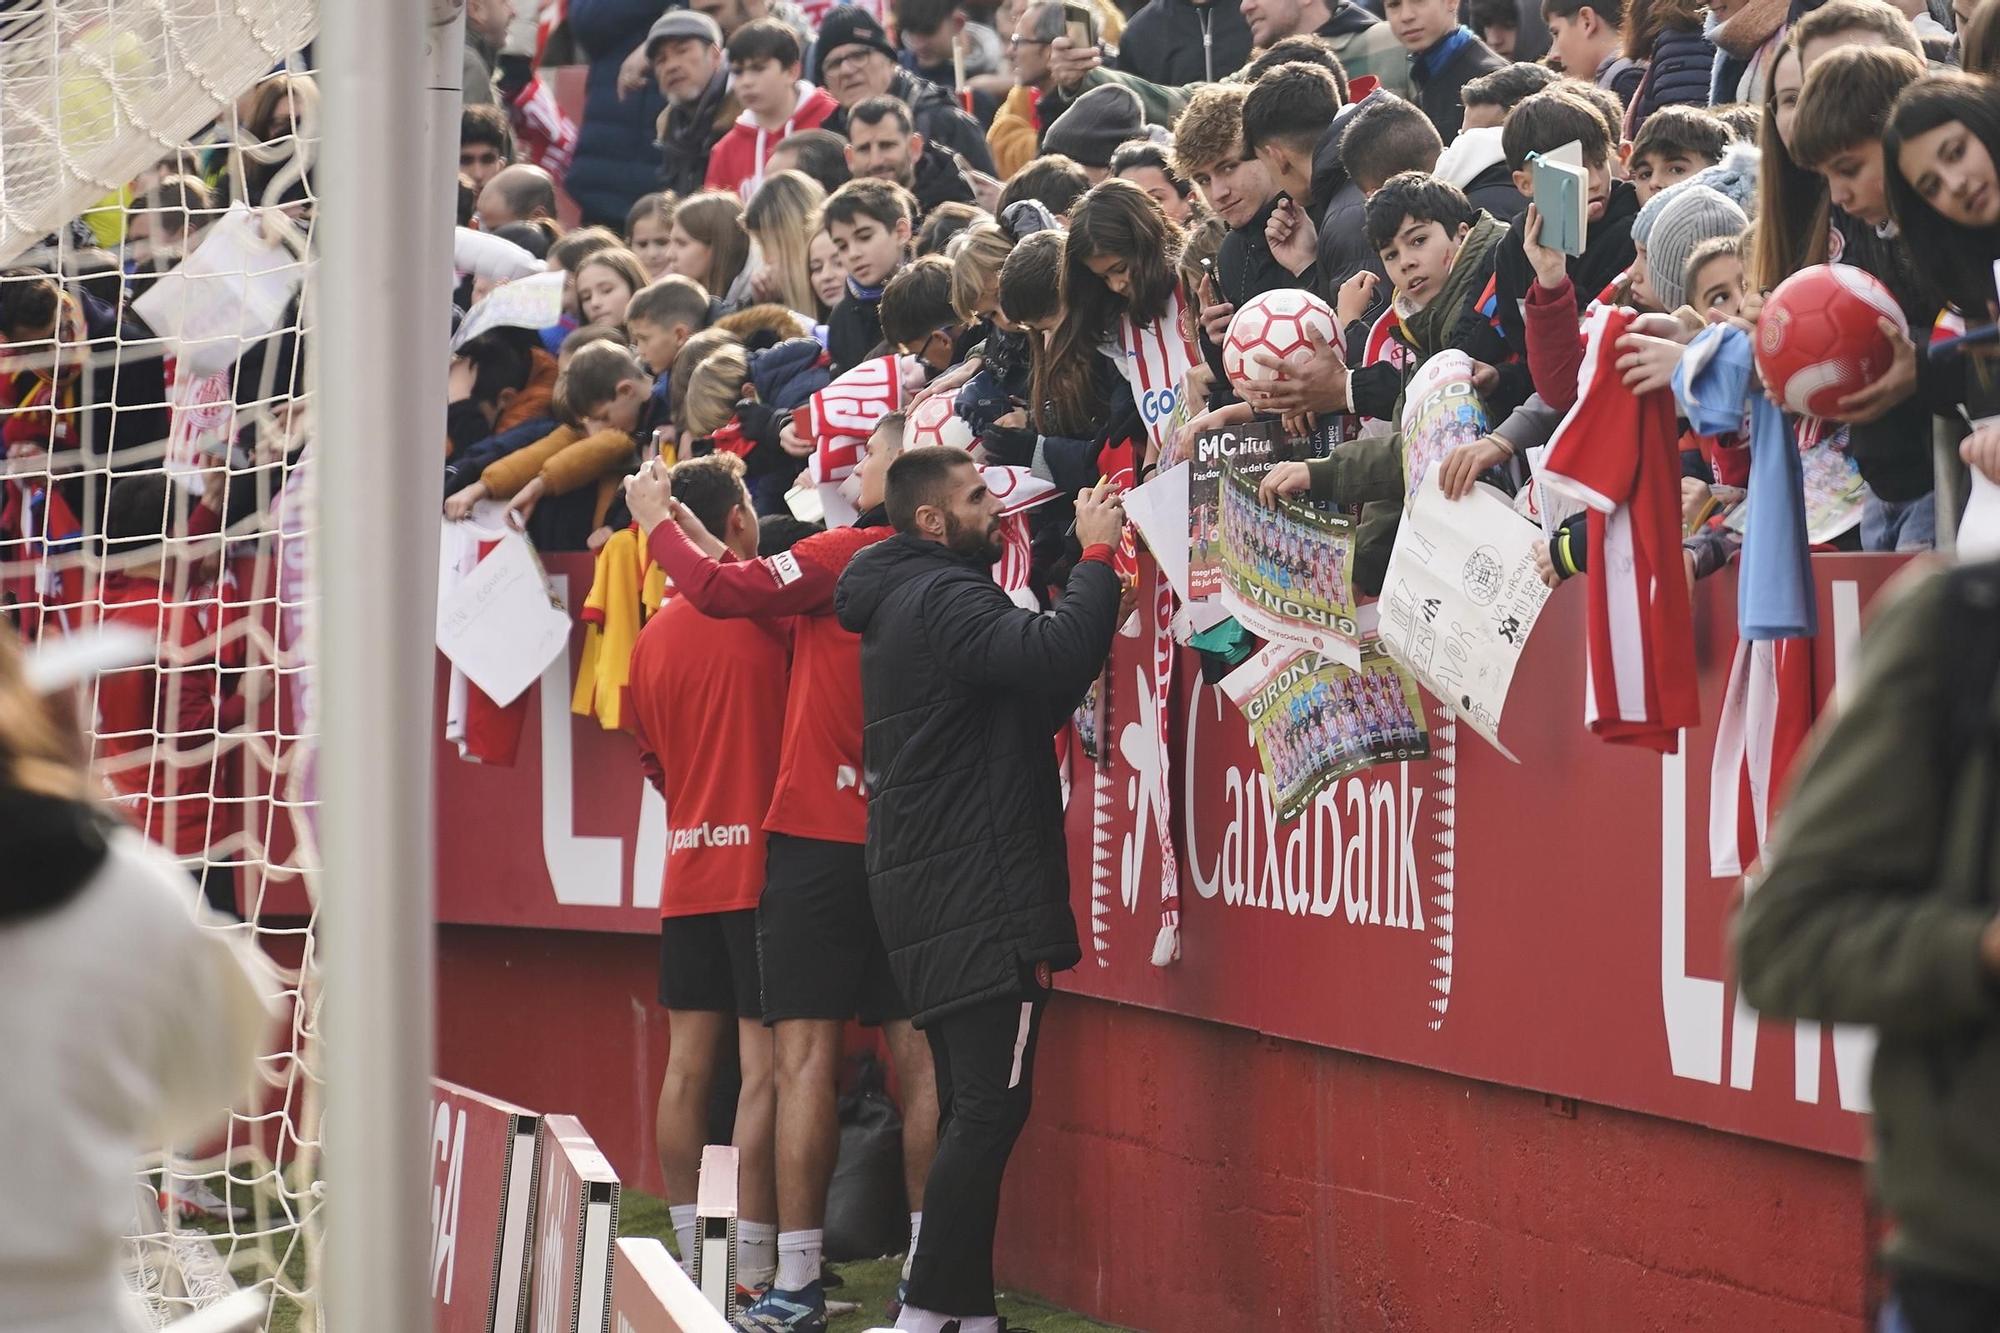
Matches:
[529,1115,620,1333]
[431,1080,541,1333]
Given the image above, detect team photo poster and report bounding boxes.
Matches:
[1216,457,1364,662]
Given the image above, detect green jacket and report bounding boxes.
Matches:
[1042,66,1188,129]
[1302,211,1510,593]
[1737,566,2000,1287]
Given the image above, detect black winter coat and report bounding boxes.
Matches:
[834,536,1122,1024]
[563,0,670,227]
[1116,0,1253,86]
[1630,25,1717,124]
[1410,32,1505,145]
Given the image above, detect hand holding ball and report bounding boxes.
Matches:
[1223,288,1339,391]
[1753,265,1907,419]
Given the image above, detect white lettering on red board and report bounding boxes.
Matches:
[1658,581,1873,1113]
[429,1101,465,1304]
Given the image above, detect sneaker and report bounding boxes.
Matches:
[885,1278,909,1321]
[160,1179,246,1224]
[736,1283,769,1313]
[732,1282,826,1333]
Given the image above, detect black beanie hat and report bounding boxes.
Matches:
[812,6,899,82]
[1040,86,1145,170]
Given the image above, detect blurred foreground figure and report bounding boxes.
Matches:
[1738,563,2000,1333]
[0,629,275,1333]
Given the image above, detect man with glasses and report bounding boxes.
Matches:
[814,6,998,176]
[989,1,1187,177]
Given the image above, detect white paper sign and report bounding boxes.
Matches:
[1377,471,1554,759]
[131,202,305,378]
[1121,460,1192,605]
[435,528,573,706]
[452,270,566,350]
[1961,414,2000,560]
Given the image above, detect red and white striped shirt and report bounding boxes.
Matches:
[1540,306,1701,753]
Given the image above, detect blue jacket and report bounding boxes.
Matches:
[442,415,561,496]
[564,0,670,227]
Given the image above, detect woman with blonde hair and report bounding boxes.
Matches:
[743,171,829,318]
[666,192,752,308]
[0,627,273,1333]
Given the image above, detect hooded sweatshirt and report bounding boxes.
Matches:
[1434,126,1529,223]
[705,82,840,198]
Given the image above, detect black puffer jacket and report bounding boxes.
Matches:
[1629,24,1718,125]
[834,536,1121,1024]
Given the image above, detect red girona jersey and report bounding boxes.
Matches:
[626,590,789,917]
[1540,305,1700,753]
[649,520,892,844]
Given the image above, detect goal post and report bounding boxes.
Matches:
[313,0,459,1329]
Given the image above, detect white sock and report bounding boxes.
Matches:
[775,1228,822,1292]
[737,1219,777,1289]
[901,1211,923,1281]
[896,1307,998,1333]
[668,1204,697,1269]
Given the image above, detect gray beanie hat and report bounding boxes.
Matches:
[1041,85,1146,170]
[1647,186,1748,311]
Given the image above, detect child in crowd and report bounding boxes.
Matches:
[820,178,919,373]
[1543,0,1643,104]
[666,192,753,307]
[1792,43,1937,550]
[573,247,649,330]
[709,19,840,199]
[625,193,680,280]
[1628,105,1731,202]
[879,256,970,375]
[681,332,831,512]
[1494,88,1640,347]
[808,229,849,313]
[1385,0,1507,143]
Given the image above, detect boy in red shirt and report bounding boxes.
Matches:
[627,414,931,1330]
[624,454,786,1293]
[707,20,840,199]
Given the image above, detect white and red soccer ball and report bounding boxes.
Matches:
[905,392,974,451]
[1754,264,1907,418]
[1223,288,1338,390]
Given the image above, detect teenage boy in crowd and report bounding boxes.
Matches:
[822,179,920,373]
[1626,104,1730,203]
[1792,43,1939,550]
[846,96,979,217]
[815,6,997,174]
[1350,91,1528,221]
[1493,88,1638,351]
[632,412,933,1333]
[1385,0,1506,142]
[1252,173,1518,589]
[459,104,513,192]
[1542,0,1642,104]
[1240,0,1412,96]
[707,19,840,199]
[622,452,785,1300]
[881,258,974,373]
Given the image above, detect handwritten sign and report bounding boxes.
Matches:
[435,528,572,706]
[1378,471,1552,758]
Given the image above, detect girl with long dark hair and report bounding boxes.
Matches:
[1885,73,2000,317]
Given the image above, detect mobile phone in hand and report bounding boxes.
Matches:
[1062,0,1098,48]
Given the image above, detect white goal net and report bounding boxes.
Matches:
[0,3,326,1328]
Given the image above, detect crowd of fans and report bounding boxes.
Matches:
[11,0,2000,1326]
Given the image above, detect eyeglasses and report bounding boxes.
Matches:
[1008,34,1050,48]
[820,47,878,75]
[897,328,952,359]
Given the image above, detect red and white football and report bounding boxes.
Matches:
[906,392,974,451]
[1223,288,1339,390]
[1754,264,1907,418]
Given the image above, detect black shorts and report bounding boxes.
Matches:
[758,832,909,1026]
[658,909,762,1019]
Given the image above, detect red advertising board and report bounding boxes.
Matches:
[1065,555,1900,1161]
[609,1238,732,1333]
[531,1114,621,1333]
[431,1079,541,1333]
[433,553,1908,1160]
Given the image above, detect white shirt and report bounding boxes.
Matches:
[0,827,276,1333]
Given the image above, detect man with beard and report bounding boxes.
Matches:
[845,96,976,218]
[834,450,1125,1333]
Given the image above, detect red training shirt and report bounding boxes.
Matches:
[626,584,790,918]
[648,520,892,845]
